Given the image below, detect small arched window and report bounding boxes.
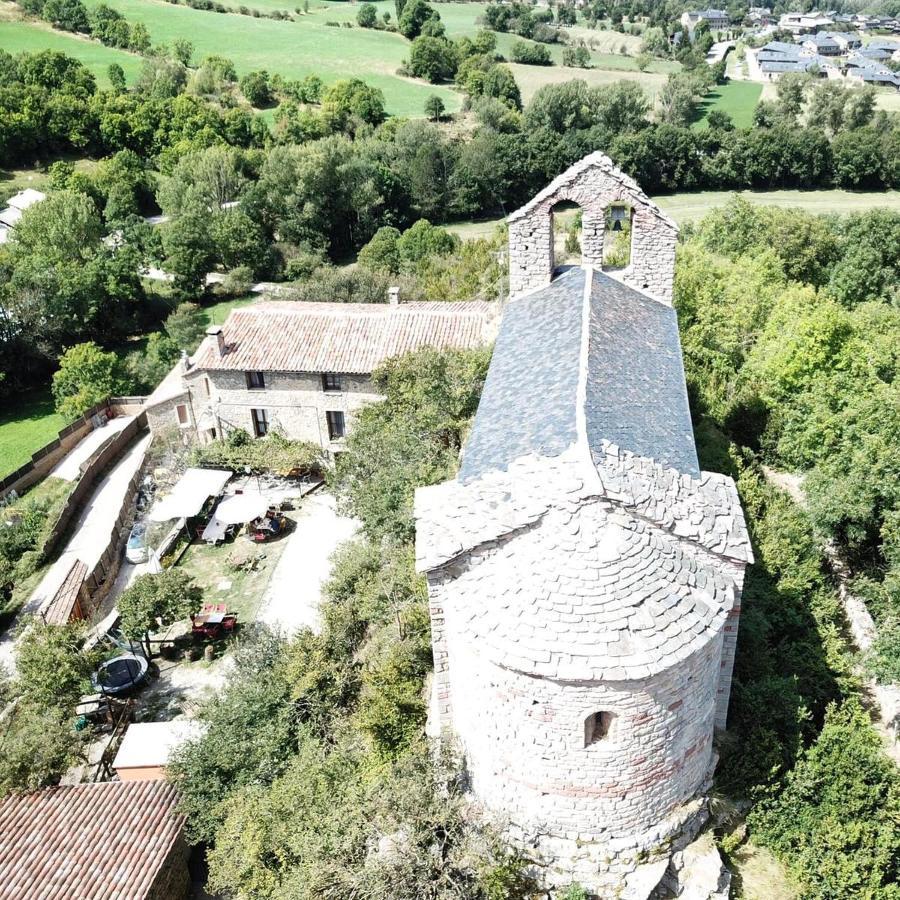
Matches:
[584,711,616,747]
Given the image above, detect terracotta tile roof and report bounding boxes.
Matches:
[192,300,498,375]
[0,779,185,900]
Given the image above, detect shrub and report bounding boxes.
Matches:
[511,41,552,65]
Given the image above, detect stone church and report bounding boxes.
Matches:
[415,153,753,897]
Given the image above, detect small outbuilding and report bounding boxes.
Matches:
[113,720,203,781]
[0,779,189,899]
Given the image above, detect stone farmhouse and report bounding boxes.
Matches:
[415,154,752,897]
[145,297,497,453]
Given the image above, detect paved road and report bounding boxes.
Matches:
[50,417,131,482]
[0,431,150,669]
[258,492,358,635]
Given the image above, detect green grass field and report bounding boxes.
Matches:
[3,0,677,115]
[694,79,762,130]
[0,389,67,479]
[79,0,462,115]
[447,188,900,237]
[0,2,142,86]
[655,188,900,222]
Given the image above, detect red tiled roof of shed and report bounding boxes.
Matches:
[191,300,497,375]
[0,779,185,900]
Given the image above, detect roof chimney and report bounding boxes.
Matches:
[179,350,190,373]
[206,325,225,357]
[387,286,400,306]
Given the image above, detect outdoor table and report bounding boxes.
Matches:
[201,515,228,544]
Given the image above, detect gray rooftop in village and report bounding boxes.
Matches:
[458,267,699,484]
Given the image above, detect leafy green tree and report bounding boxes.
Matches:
[0,705,85,798]
[482,64,521,109]
[52,341,128,419]
[164,302,207,352]
[357,226,402,274]
[563,45,592,68]
[158,145,247,216]
[42,0,89,32]
[163,202,217,295]
[398,0,437,39]
[832,129,885,190]
[118,570,201,657]
[511,40,552,65]
[212,209,271,275]
[15,622,98,709]
[171,38,194,66]
[239,69,272,107]
[356,2,377,27]
[107,62,126,92]
[397,218,457,267]
[408,36,458,82]
[425,94,445,120]
[748,700,900,899]
[321,78,386,130]
[330,346,490,541]
[168,629,298,843]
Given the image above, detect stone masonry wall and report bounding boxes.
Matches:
[147,369,382,453]
[201,370,378,452]
[507,153,678,303]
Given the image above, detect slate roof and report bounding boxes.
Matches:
[0,780,184,900]
[459,267,698,483]
[192,300,497,375]
[458,267,583,481]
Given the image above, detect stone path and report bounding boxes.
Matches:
[257,491,358,635]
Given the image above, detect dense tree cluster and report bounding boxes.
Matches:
[676,196,900,706]
[168,347,533,899]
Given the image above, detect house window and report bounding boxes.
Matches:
[176,404,189,426]
[203,378,211,398]
[246,371,266,390]
[251,408,269,437]
[322,373,342,393]
[326,410,346,441]
[584,711,615,747]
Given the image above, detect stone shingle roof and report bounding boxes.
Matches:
[586,271,698,476]
[416,446,751,680]
[192,300,498,375]
[458,267,584,482]
[459,267,698,483]
[446,501,735,681]
[0,780,184,900]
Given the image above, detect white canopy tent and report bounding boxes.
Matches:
[149,468,232,522]
[213,491,269,525]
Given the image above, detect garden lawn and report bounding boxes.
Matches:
[0,13,141,87]
[173,529,290,624]
[694,79,762,130]
[0,389,66,480]
[78,0,461,115]
[201,294,257,327]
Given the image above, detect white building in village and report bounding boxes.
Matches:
[145,296,498,453]
[414,154,752,897]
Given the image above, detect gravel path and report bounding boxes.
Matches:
[258,491,358,635]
